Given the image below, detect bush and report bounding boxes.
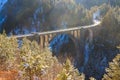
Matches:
[102,54,120,80]
[18,38,84,80]
[18,38,57,79]
[0,33,18,71]
[56,59,85,80]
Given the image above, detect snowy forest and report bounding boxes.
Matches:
[0,0,120,80]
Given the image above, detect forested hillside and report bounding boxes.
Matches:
[0,0,92,34]
[0,0,120,80]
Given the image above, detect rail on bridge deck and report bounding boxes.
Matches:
[13,21,101,49]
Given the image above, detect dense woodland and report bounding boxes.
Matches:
[0,0,120,80]
[1,0,93,34]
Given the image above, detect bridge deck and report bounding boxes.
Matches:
[13,20,101,38]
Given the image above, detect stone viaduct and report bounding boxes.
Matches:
[15,21,101,49]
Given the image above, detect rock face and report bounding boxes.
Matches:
[49,33,118,80]
[83,41,118,80]
[49,34,78,58]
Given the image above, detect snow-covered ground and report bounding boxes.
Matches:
[0,0,8,31]
[0,16,7,25]
[0,0,7,11]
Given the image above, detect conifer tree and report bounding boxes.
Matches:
[102,54,120,80]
